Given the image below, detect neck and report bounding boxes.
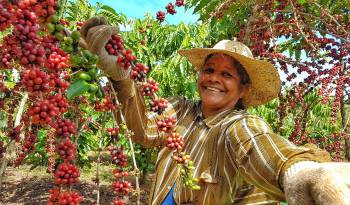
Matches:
[200,103,234,118]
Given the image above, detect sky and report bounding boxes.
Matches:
[89,0,199,25]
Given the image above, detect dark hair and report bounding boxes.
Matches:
[204,53,251,110]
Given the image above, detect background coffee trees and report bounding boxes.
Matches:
[0,0,349,204]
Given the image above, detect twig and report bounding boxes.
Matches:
[289,0,317,51]
[109,82,141,205]
[96,113,107,205]
[310,1,349,35]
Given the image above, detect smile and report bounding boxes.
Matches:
[204,86,223,92]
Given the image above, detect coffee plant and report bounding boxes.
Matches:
[0,0,349,204]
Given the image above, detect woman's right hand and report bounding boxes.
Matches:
[80,16,129,81]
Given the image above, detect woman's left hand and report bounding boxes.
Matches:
[284,162,350,205]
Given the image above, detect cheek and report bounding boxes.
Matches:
[197,74,205,85]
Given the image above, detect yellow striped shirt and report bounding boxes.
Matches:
[112,79,331,205]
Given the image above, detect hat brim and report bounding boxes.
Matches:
[178,48,281,107]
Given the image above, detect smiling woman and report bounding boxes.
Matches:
[198,53,250,117]
[81,17,350,205]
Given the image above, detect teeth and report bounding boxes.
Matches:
[205,86,221,92]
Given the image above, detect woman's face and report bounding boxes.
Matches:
[198,53,247,116]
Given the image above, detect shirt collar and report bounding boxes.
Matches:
[195,101,246,128]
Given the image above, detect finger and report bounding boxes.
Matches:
[78,38,88,49]
[80,16,108,39]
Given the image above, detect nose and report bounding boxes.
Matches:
[207,72,220,83]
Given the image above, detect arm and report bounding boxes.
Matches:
[226,116,332,201]
[80,17,182,147]
[111,78,182,147]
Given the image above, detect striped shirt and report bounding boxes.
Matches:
[113,79,331,205]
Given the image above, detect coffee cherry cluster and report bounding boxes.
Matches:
[131,63,149,82]
[150,98,168,114]
[107,127,120,136]
[14,127,38,166]
[116,49,137,70]
[48,188,83,205]
[20,0,58,20]
[109,146,128,167]
[49,94,68,113]
[22,68,50,93]
[0,2,15,31]
[180,164,200,190]
[56,138,76,161]
[105,34,124,54]
[106,34,137,70]
[172,152,190,164]
[113,181,132,195]
[54,118,77,138]
[94,96,118,112]
[113,199,125,205]
[157,116,176,133]
[166,3,177,15]
[113,169,129,178]
[156,0,185,22]
[175,0,185,6]
[9,125,22,142]
[156,11,166,22]
[46,49,70,70]
[28,99,60,125]
[140,79,159,96]
[0,141,5,159]
[49,73,70,91]
[166,132,184,150]
[54,162,80,185]
[20,128,37,154]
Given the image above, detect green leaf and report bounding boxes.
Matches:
[100,5,118,16]
[193,0,212,14]
[297,0,306,4]
[66,80,91,100]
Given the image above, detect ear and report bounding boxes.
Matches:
[239,84,249,98]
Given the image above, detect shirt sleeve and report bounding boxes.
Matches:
[112,78,184,148]
[226,115,331,201]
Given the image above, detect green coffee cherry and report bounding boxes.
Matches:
[64,37,73,45]
[51,15,59,23]
[71,31,81,42]
[55,24,65,32]
[88,83,99,93]
[47,23,55,33]
[88,68,98,79]
[54,32,65,41]
[78,72,91,81]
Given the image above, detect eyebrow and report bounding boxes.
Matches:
[203,63,236,74]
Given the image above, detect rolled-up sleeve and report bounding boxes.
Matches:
[226,116,331,201]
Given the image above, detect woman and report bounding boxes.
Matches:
[81,17,350,205]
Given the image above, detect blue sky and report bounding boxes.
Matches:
[89,0,199,24]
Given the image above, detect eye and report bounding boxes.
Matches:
[222,72,233,78]
[202,67,214,74]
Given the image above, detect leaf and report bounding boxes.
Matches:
[297,0,306,4]
[100,5,118,16]
[193,0,212,14]
[66,80,91,100]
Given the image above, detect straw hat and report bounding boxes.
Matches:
[177,40,281,107]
